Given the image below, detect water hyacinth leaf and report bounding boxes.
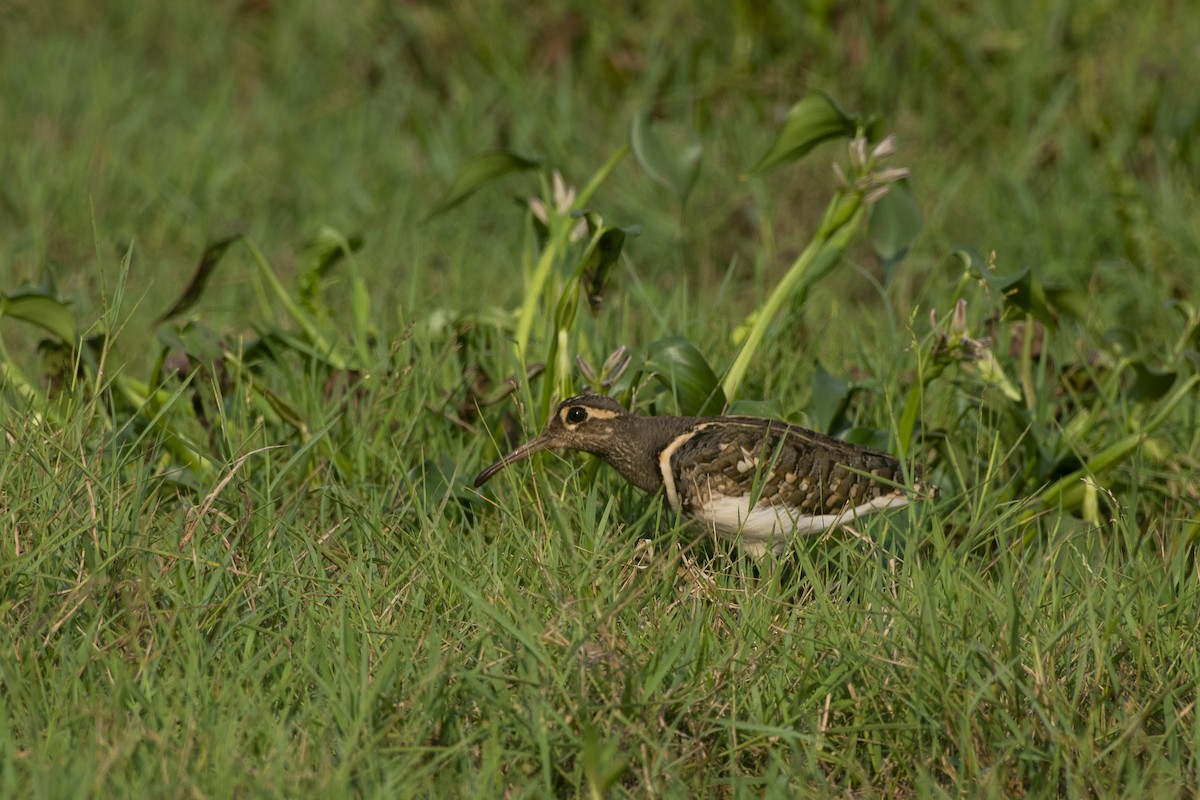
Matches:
[1045,284,1089,322]
[0,286,77,344]
[810,361,858,433]
[644,336,726,416]
[1127,362,1177,402]
[157,233,244,323]
[840,426,892,451]
[962,256,1081,330]
[988,266,1055,327]
[747,92,858,177]
[630,112,703,205]
[868,179,922,271]
[725,398,784,418]
[427,149,542,219]
[156,321,226,370]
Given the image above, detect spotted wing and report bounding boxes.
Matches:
[669,417,920,519]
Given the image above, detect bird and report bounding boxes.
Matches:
[474,394,936,556]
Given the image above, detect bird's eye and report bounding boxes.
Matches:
[566,406,588,424]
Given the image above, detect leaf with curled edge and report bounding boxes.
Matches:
[747,92,861,177]
[157,233,244,323]
[427,149,542,220]
[643,336,726,416]
[631,112,703,206]
[1,284,77,344]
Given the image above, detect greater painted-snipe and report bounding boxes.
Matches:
[475,394,935,556]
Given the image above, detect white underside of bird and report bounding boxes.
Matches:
[689,492,910,556]
[656,434,909,556]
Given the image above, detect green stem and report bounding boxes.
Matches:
[514,230,566,362]
[721,192,866,400]
[576,145,629,208]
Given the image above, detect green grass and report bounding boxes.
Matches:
[3,1,1199,797]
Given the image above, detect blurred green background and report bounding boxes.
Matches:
[3,2,1199,797]
[5,1,1196,351]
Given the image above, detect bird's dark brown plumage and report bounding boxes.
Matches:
[475,394,934,554]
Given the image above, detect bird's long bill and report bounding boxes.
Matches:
[473,434,554,488]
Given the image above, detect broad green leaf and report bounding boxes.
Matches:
[644,336,726,416]
[116,373,217,482]
[810,361,858,433]
[747,92,857,177]
[725,398,784,418]
[156,322,225,367]
[0,287,77,344]
[156,233,244,323]
[959,253,1082,330]
[986,266,1056,327]
[841,426,893,451]
[868,179,923,270]
[630,112,703,205]
[1127,362,1176,402]
[427,149,542,219]
[1045,285,1089,321]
